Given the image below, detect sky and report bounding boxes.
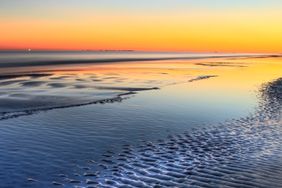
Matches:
[0,0,282,52]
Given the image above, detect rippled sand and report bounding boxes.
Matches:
[59,78,282,187]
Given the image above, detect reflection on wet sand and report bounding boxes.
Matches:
[0,54,282,187]
[0,55,280,119]
[0,55,282,121]
[0,56,229,120]
[59,78,282,188]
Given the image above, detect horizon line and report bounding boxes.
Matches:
[0,49,280,54]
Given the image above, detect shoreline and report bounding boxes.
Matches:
[0,74,218,121]
[54,77,282,187]
[0,54,279,69]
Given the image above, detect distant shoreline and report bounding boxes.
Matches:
[0,54,280,69]
[0,49,136,53]
[0,49,280,54]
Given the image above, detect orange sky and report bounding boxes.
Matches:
[1,2,282,52]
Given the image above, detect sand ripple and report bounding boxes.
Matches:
[59,78,282,188]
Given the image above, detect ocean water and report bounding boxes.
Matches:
[0,52,281,187]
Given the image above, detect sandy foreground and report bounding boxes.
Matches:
[55,78,282,187]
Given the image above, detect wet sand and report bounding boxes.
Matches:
[0,53,281,188]
[0,68,219,121]
[58,78,282,187]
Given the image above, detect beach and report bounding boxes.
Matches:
[0,52,281,187]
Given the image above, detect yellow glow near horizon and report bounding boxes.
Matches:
[1,7,282,52]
